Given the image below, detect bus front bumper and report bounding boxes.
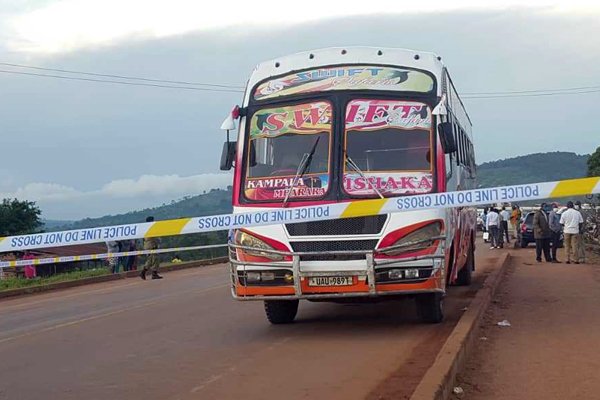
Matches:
[229,243,446,300]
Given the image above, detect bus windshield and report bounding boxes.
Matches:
[244,101,331,202]
[343,99,433,197]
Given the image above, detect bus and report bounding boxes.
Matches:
[219,47,477,324]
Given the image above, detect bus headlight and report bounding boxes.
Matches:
[234,230,284,261]
[384,222,442,256]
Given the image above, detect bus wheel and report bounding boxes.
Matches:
[264,300,299,324]
[456,242,474,286]
[416,293,444,324]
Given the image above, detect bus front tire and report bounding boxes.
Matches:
[416,293,444,324]
[264,300,299,324]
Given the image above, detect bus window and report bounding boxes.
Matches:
[343,99,434,197]
[244,101,332,202]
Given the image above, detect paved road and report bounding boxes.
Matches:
[1,242,501,400]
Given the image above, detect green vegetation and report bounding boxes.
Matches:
[157,231,228,262]
[0,199,42,236]
[0,268,110,291]
[477,152,589,188]
[588,146,600,177]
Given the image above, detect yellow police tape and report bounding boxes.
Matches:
[0,176,598,255]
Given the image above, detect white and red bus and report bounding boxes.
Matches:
[220,47,476,324]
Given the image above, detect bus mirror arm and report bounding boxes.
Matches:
[438,122,457,154]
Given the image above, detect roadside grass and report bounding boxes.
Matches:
[0,268,110,291]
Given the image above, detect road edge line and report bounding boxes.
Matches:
[410,252,511,400]
[0,257,228,300]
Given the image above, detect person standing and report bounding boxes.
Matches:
[141,216,163,280]
[500,206,511,244]
[496,208,504,248]
[559,201,584,264]
[121,239,137,272]
[548,202,562,263]
[481,209,489,242]
[22,251,37,279]
[486,207,500,249]
[574,201,586,263]
[510,205,521,239]
[533,203,552,263]
[106,240,120,274]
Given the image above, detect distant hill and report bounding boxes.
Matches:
[53,151,590,231]
[42,219,74,230]
[55,188,233,231]
[477,152,589,188]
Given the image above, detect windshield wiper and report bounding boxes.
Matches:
[345,155,384,199]
[282,136,321,207]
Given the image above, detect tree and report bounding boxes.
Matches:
[588,146,600,177]
[0,198,42,236]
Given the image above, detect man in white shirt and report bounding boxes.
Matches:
[486,208,500,249]
[500,207,511,245]
[559,201,584,264]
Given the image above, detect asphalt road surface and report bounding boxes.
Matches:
[0,241,501,400]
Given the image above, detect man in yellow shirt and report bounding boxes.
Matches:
[510,205,521,240]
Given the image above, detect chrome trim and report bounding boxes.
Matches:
[366,252,376,295]
[374,254,445,267]
[292,255,302,297]
[233,288,444,301]
[376,235,446,254]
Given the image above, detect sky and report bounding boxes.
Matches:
[0,0,599,220]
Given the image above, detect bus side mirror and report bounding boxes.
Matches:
[220,141,236,171]
[438,122,457,154]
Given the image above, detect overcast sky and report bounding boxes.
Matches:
[1,1,599,220]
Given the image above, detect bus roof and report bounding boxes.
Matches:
[246,47,446,101]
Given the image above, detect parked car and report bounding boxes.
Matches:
[519,211,564,248]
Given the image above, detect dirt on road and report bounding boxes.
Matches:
[453,246,600,400]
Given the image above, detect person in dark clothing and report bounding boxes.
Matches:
[500,207,511,244]
[533,203,552,262]
[548,202,562,263]
[121,239,137,271]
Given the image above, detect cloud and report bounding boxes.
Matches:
[1,7,600,218]
[0,173,232,219]
[99,174,232,197]
[6,0,599,53]
[6,182,82,201]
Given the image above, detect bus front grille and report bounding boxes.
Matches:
[286,215,387,236]
[290,240,378,261]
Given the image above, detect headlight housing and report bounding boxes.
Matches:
[234,230,284,261]
[381,222,442,256]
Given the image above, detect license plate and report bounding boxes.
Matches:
[308,276,353,286]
